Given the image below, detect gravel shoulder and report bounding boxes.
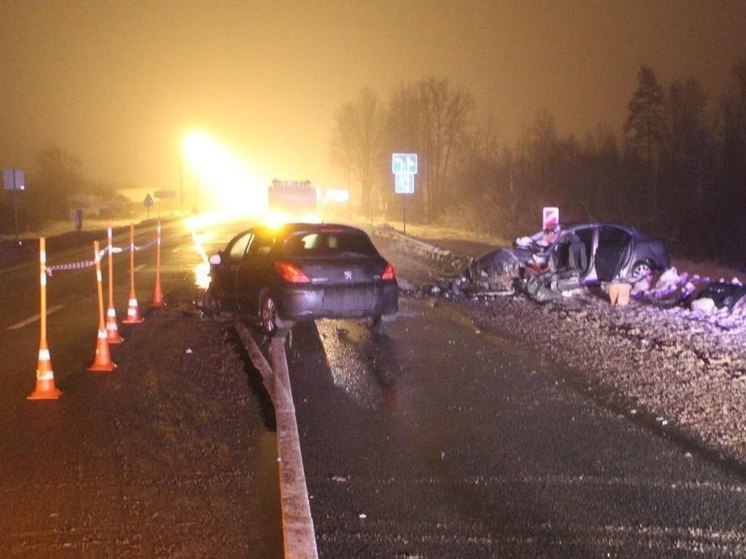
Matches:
[373,225,746,471]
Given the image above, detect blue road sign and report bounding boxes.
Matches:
[395,173,415,194]
[392,153,418,175]
[3,169,25,191]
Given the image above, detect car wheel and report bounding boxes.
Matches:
[260,292,292,336]
[366,315,384,334]
[367,314,395,334]
[630,261,652,283]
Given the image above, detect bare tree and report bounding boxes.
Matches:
[385,77,472,221]
[28,145,84,223]
[418,77,473,221]
[384,82,425,219]
[330,88,386,218]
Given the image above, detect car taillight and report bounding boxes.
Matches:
[275,262,310,283]
[381,263,396,280]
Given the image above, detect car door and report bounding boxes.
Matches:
[551,226,593,277]
[235,231,275,314]
[213,231,254,311]
[595,225,632,281]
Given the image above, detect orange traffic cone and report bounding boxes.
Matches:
[89,240,116,372]
[105,227,123,343]
[123,295,144,324]
[28,341,62,400]
[89,328,116,372]
[105,307,124,343]
[151,277,164,308]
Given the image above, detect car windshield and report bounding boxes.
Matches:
[283,231,377,257]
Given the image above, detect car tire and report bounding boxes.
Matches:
[367,314,395,334]
[260,291,292,337]
[366,315,383,334]
[630,260,653,283]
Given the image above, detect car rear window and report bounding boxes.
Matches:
[284,231,378,256]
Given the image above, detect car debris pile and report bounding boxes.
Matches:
[632,267,746,327]
[466,222,670,297]
[372,221,745,324]
[406,223,746,324]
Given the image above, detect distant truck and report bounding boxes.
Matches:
[266,179,320,223]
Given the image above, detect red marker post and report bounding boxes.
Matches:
[151,220,164,308]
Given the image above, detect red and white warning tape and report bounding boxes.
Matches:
[44,236,157,276]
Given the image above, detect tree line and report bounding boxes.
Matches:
[0,145,130,233]
[330,61,746,265]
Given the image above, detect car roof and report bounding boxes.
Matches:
[555,222,643,236]
[252,222,368,238]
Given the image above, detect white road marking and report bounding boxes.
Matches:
[7,304,66,330]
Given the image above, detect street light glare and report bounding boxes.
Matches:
[182,131,267,217]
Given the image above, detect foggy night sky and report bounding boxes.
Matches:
[1,0,745,192]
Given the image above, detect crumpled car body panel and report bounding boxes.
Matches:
[469,222,670,291]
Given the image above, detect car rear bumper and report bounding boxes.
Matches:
[277,282,399,321]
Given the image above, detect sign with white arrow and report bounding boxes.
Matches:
[392,153,418,175]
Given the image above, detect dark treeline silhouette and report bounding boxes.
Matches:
[0,144,125,233]
[331,61,746,266]
[0,145,84,233]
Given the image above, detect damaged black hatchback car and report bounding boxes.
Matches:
[469,222,670,291]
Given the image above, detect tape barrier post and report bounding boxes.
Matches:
[105,227,123,343]
[151,220,164,308]
[89,240,116,372]
[123,223,143,324]
[28,237,62,400]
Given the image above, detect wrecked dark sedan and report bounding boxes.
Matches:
[203,222,399,335]
[468,222,670,291]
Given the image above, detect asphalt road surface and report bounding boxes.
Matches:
[0,216,745,557]
[286,302,746,557]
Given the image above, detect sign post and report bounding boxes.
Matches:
[143,193,154,220]
[4,169,25,241]
[392,153,417,234]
